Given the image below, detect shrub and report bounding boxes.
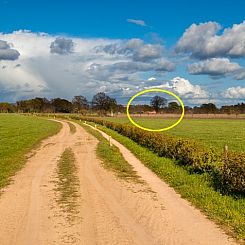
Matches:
[220,152,245,193]
[66,115,244,194]
[78,116,219,172]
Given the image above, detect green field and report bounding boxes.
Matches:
[0,114,61,189]
[103,117,245,152]
[93,124,245,240]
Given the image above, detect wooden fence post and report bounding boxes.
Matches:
[109,136,112,146]
[224,144,228,158]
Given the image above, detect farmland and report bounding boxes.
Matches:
[102,117,245,152]
[76,116,245,239]
[92,123,245,240]
[0,114,61,189]
[0,114,244,242]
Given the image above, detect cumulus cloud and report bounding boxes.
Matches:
[168,77,208,98]
[0,39,20,60]
[87,59,174,79]
[127,19,147,26]
[222,86,245,98]
[50,37,74,55]
[176,21,245,59]
[0,31,174,102]
[146,77,208,99]
[95,38,165,62]
[188,58,242,78]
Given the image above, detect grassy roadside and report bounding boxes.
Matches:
[0,114,61,190]
[88,122,245,241]
[102,117,245,152]
[81,123,142,183]
[55,148,80,223]
[67,121,76,134]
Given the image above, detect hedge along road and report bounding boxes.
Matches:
[0,119,236,245]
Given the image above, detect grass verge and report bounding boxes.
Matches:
[81,123,142,183]
[55,148,80,223]
[67,121,76,134]
[102,117,245,152]
[0,114,61,190]
[90,123,245,241]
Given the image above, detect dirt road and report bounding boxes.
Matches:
[0,120,236,244]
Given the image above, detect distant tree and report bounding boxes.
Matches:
[129,104,152,114]
[16,98,51,113]
[200,103,217,114]
[168,102,179,109]
[150,96,167,113]
[92,92,117,114]
[72,95,89,113]
[16,100,30,113]
[0,102,15,113]
[30,97,50,112]
[51,98,72,113]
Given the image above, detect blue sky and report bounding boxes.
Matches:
[1,0,245,40]
[0,0,245,105]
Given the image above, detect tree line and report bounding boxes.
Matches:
[0,92,244,115]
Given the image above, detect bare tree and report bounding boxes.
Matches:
[150,96,167,113]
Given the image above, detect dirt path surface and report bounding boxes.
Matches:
[0,120,236,245]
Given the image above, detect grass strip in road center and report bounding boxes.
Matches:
[81,123,143,183]
[67,121,76,134]
[55,148,80,223]
[89,123,245,241]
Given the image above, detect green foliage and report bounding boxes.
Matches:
[55,148,80,222]
[82,124,142,182]
[103,117,245,152]
[95,125,245,240]
[220,152,245,193]
[68,115,245,194]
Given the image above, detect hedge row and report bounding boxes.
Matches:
[69,115,245,194]
[221,152,245,193]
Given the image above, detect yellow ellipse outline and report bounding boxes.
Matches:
[126,89,185,132]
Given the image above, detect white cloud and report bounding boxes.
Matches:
[148,77,156,81]
[127,19,147,26]
[0,30,174,102]
[188,58,242,78]
[168,77,208,98]
[222,86,245,98]
[146,76,208,99]
[176,21,245,59]
[95,38,165,62]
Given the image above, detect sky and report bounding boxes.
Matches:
[0,0,245,106]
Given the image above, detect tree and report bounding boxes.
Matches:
[51,98,72,113]
[200,103,217,114]
[0,102,15,113]
[16,100,30,113]
[150,96,167,113]
[72,95,89,113]
[168,102,180,110]
[92,92,117,114]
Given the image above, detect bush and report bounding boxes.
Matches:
[76,116,219,172]
[66,115,244,194]
[220,152,245,193]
